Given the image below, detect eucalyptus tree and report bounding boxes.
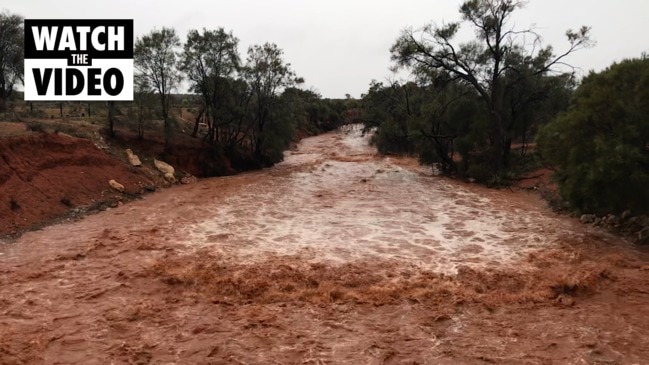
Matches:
[242,43,302,162]
[179,28,240,141]
[0,12,23,112]
[134,27,181,144]
[391,0,592,173]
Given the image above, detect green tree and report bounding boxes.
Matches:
[361,78,480,174]
[243,43,301,163]
[280,88,344,136]
[0,12,23,112]
[215,76,255,148]
[362,80,416,155]
[134,27,181,145]
[537,58,649,215]
[391,0,592,173]
[132,73,155,139]
[408,79,477,173]
[179,28,240,141]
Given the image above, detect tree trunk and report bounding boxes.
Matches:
[137,103,144,140]
[254,136,263,161]
[503,137,512,167]
[160,93,171,148]
[107,101,115,137]
[489,111,505,174]
[433,138,456,173]
[191,106,205,138]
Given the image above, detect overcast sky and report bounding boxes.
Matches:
[5,0,649,98]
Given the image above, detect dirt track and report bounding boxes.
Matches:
[2,126,649,364]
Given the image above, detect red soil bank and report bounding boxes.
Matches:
[0,132,153,236]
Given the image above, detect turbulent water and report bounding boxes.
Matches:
[178,125,581,272]
[4,125,649,365]
[1,125,581,272]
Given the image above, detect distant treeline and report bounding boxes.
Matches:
[0,12,353,169]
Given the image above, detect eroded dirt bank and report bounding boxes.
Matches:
[1,126,649,364]
[0,132,154,236]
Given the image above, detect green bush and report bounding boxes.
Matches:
[537,57,649,214]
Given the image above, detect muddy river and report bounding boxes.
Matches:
[3,125,582,268]
[1,126,648,364]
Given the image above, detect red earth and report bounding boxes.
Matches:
[0,132,154,237]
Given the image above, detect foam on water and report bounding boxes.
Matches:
[183,125,571,273]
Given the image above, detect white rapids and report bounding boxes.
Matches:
[181,125,580,273]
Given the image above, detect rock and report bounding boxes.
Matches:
[154,159,176,182]
[605,214,620,226]
[621,210,632,221]
[638,215,649,227]
[109,179,124,192]
[164,173,177,184]
[154,159,175,175]
[56,132,74,139]
[637,227,649,245]
[93,134,110,150]
[125,149,142,167]
[180,175,197,184]
[556,295,575,307]
[580,214,596,224]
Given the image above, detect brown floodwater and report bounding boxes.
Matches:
[2,125,649,364]
[3,125,592,271]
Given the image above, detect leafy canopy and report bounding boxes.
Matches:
[537,57,649,214]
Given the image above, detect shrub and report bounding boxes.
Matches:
[537,57,649,214]
[26,121,45,132]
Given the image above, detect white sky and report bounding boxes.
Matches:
[5,0,649,98]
